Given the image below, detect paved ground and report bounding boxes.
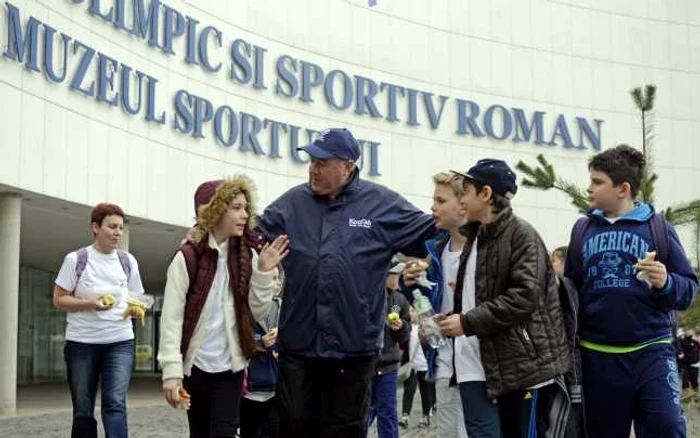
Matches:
[3,378,699,437]
[0,377,437,437]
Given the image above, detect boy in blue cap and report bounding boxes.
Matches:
[437,159,570,438]
[564,145,698,438]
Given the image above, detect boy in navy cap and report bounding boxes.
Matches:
[437,159,570,438]
[565,145,697,438]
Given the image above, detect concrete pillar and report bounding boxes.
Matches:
[0,194,21,415]
[119,223,130,252]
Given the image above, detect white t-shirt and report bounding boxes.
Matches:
[455,238,486,382]
[55,246,144,344]
[194,240,232,373]
[436,241,461,379]
[409,324,428,372]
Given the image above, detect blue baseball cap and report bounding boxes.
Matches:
[297,128,361,162]
[451,159,518,200]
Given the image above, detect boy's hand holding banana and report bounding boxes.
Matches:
[635,251,668,289]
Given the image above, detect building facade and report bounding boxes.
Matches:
[1,0,699,414]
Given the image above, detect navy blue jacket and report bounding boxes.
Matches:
[565,203,698,346]
[247,298,280,393]
[256,170,435,358]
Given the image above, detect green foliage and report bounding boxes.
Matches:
[515,155,589,213]
[638,173,657,205]
[516,84,700,267]
[679,298,700,332]
[630,85,657,112]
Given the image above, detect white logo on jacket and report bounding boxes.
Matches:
[348,218,372,229]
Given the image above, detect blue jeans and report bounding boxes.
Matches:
[65,339,134,438]
[459,381,501,438]
[367,370,398,438]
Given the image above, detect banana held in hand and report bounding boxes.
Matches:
[99,294,115,307]
[122,298,147,326]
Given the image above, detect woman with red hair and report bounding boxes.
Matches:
[53,203,146,438]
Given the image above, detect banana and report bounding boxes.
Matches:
[99,294,115,307]
[122,304,146,326]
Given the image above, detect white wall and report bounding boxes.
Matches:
[0,0,699,256]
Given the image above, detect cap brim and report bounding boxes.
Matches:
[297,143,335,159]
[450,170,475,181]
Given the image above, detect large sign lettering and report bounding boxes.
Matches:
[1,1,605,177]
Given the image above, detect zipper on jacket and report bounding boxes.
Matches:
[518,325,537,358]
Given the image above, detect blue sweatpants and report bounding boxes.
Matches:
[582,343,686,438]
[367,370,399,438]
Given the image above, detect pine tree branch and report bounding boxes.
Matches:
[516,156,589,213]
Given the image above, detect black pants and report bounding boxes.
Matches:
[401,370,434,416]
[682,364,699,390]
[240,396,280,438]
[498,384,559,438]
[183,366,244,438]
[277,353,377,438]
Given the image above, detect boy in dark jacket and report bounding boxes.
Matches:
[366,262,411,438]
[565,145,698,438]
[437,159,571,438]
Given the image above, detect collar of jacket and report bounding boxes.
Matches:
[477,207,514,240]
[305,167,362,201]
[426,230,450,256]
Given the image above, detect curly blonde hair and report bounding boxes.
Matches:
[193,175,257,239]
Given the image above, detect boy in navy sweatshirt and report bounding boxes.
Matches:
[565,145,698,438]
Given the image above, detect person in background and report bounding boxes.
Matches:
[679,328,700,397]
[53,203,146,438]
[551,246,567,281]
[240,268,284,438]
[399,306,435,429]
[552,246,586,437]
[366,262,412,438]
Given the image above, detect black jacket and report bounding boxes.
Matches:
[456,208,571,398]
[376,290,411,375]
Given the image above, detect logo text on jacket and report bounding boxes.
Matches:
[348,218,372,229]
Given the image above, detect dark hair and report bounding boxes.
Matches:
[465,180,511,214]
[552,246,568,261]
[90,203,126,227]
[588,144,646,198]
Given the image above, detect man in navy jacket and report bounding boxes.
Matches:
[253,128,435,438]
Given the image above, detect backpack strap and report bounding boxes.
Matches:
[116,250,132,279]
[568,216,591,283]
[647,212,677,334]
[649,213,671,265]
[75,247,133,290]
[74,247,89,289]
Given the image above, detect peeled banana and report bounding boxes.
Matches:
[122,298,147,326]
